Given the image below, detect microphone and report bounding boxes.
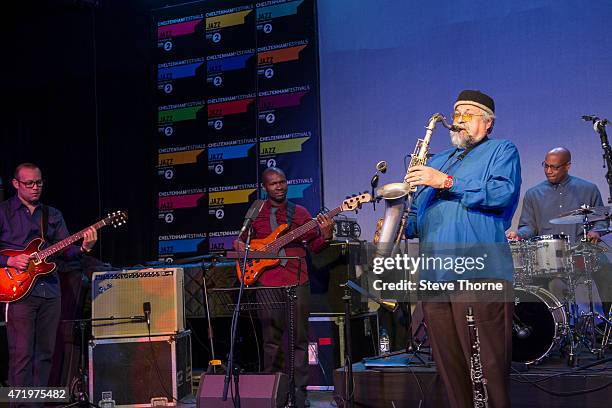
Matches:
[582,115,599,122]
[370,174,379,189]
[517,326,531,339]
[239,200,265,236]
[513,322,531,339]
[143,302,151,328]
[376,160,388,174]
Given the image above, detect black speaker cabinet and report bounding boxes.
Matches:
[308,312,379,390]
[307,314,343,390]
[196,373,288,408]
[88,330,192,407]
[309,241,371,314]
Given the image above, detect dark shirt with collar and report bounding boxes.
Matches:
[0,195,81,298]
[517,175,606,244]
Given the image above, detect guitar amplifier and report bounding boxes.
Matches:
[91,268,185,338]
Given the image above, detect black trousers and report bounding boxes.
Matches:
[257,284,310,408]
[422,286,513,408]
[6,295,61,408]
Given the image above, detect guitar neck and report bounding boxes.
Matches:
[266,206,343,252]
[37,220,107,260]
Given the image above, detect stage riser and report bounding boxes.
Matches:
[333,367,612,407]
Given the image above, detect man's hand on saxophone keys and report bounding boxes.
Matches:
[404,165,449,189]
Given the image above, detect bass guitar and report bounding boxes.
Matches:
[236,193,371,285]
[0,211,128,302]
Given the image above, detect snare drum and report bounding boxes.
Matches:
[509,240,526,271]
[529,234,572,277]
[509,240,533,282]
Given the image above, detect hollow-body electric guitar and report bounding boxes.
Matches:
[236,193,371,286]
[0,211,127,302]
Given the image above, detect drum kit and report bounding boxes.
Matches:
[510,205,612,365]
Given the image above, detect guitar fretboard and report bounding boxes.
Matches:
[263,206,343,253]
[37,219,109,260]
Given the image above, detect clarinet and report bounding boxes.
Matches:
[466,306,489,408]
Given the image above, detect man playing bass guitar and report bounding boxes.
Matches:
[0,163,97,400]
[233,167,333,408]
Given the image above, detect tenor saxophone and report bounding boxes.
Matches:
[373,113,457,251]
[467,306,489,408]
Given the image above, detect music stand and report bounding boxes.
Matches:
[220,252,301,408]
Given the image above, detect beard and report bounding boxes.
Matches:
[449,129,474,149]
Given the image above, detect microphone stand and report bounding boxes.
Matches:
[596,121,612,203]
[585,116,612,203]
[62,315,145,408]
[222,226,254,405]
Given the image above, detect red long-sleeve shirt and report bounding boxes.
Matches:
[241,200,327,286]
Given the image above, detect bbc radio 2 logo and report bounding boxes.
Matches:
[159,212,175,224]
[207,163,224,175]
[206,32,222,44]
[262,113,275,124]
[257,23,273,34]
[209,76,223,87]
[256,67,274,79]
[208,204,225,219]
[160,40,173,52]
[158,168,175,180]
[210,119,223,130]
[158,83,173,94]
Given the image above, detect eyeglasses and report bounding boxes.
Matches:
[542,161,569,170]
[453,112,484,122]
[16,179,44,188]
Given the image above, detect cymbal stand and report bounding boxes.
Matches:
[564,214,608,364]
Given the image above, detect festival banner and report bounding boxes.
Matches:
[153,0,320,260]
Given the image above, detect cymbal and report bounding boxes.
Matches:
[549,205,610,225]
[571,241,607,254]
[556,205,610,218]
[549,214,607,225]
[590,227,611,234]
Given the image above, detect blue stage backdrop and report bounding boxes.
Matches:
[317,0,612,242]
[153,0,322,262]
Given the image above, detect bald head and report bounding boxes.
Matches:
[543,147,571,184]
[546,147,571,163]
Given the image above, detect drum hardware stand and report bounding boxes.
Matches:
[562,215,608,364]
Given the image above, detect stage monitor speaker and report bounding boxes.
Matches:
[196,373,288,408]
[89,330,192,407]
[91,268,185,338]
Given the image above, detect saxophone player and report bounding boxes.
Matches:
[404,90,521,408]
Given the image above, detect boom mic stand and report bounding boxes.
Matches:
[222,226,253,406]
[582,115,612,203]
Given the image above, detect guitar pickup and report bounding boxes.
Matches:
[31,253,42,265]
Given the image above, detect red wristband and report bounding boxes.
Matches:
[443,175,454,189]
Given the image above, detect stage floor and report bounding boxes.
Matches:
[332,350,612,407]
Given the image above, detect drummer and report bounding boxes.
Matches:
[507,147,610,316]
[507,147,606,243]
